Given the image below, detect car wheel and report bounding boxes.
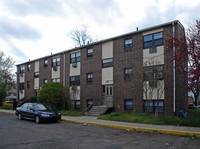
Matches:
[35,116,40,124]
[18,113,23,120]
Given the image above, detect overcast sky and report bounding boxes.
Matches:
[0,0,200,65]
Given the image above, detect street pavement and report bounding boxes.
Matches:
[1,109,200,138]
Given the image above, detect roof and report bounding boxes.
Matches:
[16,20,183,66]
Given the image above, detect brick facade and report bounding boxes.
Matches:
[16,20,188,115]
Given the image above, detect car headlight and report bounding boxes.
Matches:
[41,114,50,117]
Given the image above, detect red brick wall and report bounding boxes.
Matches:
[80,44,102,110]
[113,33,143,112]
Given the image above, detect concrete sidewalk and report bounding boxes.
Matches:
[1,109,200,138]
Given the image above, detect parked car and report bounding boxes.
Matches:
[15,103,61,124]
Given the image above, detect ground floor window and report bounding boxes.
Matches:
[144,100,164,113]
[124,99,133,110]
[71,100,80,109]
[87,99,93,108]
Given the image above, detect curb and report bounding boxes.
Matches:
[0,110,15,115]
[1,111,200,138]
[62,119,200,138]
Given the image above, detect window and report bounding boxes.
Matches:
[70,52,81,63]
[125,38,132,50]
[71,100,80,109]
[19,66,25,73]
[44,59,48,67]
[143,32,163,48]
[87,73,93,83]
[27,64,31,71]
[87,99,93,108]
[19,83,24,90]
[124,99,133,110]
[43,79,48,84]
[34,72,39,78]
[27,81,30,88]
[102,58,113,68]
[87,48,93,57]
[124,68,133,79]
[51,78,60,83]
[70,76,80,85]
[52,57,60,67]
[144,100,164,113]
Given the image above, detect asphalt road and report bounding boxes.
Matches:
[0,112,200,149]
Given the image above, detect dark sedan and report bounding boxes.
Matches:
[15,103,61,124]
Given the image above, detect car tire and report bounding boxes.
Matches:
[35,116,40,124]
[18,113,23,120]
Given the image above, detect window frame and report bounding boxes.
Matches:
[43,79,48,84]
[51,78,60,83]
[19,66,25,73]
[19,83,24,90]
[70,75,80,85]
[71,100,81,109]
[124,38,133,50]
[27,81,30,88]
[102,58,113,68]
[86,73,93,83]
[27,64,31,71]
[44,59,48,67]
[70,52,81,63]
[144,100,164,113]
[87,48,93,57]
[143,32,163,49]
[124,68,133,79]
[52,57,60,67]
[87,99,93,108]
[124,99,133,110]
[34,72,39,78]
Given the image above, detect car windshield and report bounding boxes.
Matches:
[33,104,47,111]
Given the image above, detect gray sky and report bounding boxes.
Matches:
[0,0,200,64]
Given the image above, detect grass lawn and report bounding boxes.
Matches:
[59,109,85,116]
[98,110,200,127]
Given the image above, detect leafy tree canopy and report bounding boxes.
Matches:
[37,82,66,109]
[0,51,15,106]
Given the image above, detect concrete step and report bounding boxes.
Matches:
[86,106,108,116]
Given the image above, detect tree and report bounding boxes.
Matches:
[37,82,67,109]
[0,51,15,106]
[143,58,165,116]
[166,20,200,106]
[69,24,97,47]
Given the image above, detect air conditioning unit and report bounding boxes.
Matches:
[154,72,163,79]
[72,62,77,68]
[53,66,57,71]
[149,80,157,87]
[71,86,77,91]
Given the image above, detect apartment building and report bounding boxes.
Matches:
[16,20,188,115]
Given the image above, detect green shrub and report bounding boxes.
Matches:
[38,82,66,109]
[0,106,13,110]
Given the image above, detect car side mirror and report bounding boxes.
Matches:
[30,108,35,111]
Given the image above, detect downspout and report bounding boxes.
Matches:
[172,22,176,113]
[63,52,66,87]
[15,70,19,102]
